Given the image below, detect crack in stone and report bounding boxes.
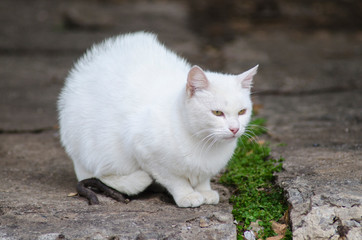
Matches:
[0,47,83,57]
[256,87,360,96]
[0,127,55,134]
[333,217,350,238]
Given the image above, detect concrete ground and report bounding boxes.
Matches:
[0,0,361,239]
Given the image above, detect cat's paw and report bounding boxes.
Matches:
[175,192,204,208]
[200,190,219,205]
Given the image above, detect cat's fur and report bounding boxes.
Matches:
[58,32,258,207]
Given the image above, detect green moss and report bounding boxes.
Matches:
[277,142,288,147]
[220,118,291,239]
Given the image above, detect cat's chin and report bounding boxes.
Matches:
[222,136,239,141]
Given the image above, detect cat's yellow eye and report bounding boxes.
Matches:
[238,109,247,115]
[212,110,224,117]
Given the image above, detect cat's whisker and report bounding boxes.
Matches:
[191,131,214,158]
[247,124,269,132]
[204,137,220,155]
[192,129,211,138]
[195,130,228,158]
[244,130,257,138]
[199,133,219,156]
[189,130,215,157]
[243,131,260,144]
[241,129,268,157]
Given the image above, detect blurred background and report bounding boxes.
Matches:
[0,0,361,129]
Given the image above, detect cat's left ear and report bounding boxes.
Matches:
[186,65,209,97]
[237,65,259,89]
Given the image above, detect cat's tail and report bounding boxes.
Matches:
[99,170,153,196]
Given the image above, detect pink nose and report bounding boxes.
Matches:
[229,128,239,135]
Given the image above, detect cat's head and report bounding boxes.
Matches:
[184,65,258,142]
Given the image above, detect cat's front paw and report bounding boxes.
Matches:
[175,192,204,208]
[200,190,219,205]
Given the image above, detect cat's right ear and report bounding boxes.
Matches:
[237,65,258,90]
[186,65,209,97]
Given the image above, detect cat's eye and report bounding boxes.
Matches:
[212,110,224,117]
[238,109,247,115]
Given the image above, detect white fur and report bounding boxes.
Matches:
[58,32,258,207]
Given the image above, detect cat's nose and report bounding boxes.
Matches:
[229,128,239,135]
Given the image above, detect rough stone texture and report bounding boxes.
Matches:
[223,31,362,93]
[1,0,362,239]
[224,33,362,239]
[260,92,362,240]
[0,133,235,240]
[219,26,362,239]
[0,55,72,131]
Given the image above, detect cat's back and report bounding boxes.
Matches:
[69,32,189,97]
[59,32,190,135]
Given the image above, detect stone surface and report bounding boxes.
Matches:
[0,0,200,60]
[0,132,235,239]
[0,55,72,131]
[245,42,362,240]
[221,27,362,240]
[222,30,362,93]
[261,92,362,240]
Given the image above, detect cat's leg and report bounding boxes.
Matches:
[158,176,204,208]
[99,170,153,196]
[195,178,219,205]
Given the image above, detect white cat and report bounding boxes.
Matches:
[58,32,258,207]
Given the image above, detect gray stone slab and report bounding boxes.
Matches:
[0,132,236,240]
[223,31,362,93]
[257,91,362,239]
[0,55,73,131]
[0,0,199,59]
[258,91,362,149]
[223,30,362,238]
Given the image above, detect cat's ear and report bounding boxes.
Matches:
[186,65,209,97]
[237,65,259,89]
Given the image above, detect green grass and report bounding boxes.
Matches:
[220,118,291,239]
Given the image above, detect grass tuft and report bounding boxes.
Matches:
[220,118,291,239]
